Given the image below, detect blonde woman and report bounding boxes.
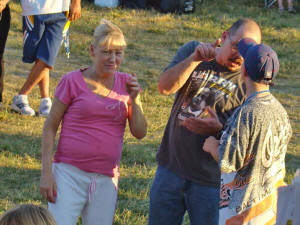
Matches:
[0,204,56,225]
[39,19,147,225]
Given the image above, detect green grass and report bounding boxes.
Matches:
[0,0,299,224]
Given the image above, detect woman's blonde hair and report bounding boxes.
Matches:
[93,19,126,49]
[0,204,56,225]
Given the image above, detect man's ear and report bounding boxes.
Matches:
[90,44,95,57]
[221,30,228,45]
[241,64,249,80]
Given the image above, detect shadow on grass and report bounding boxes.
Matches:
[0,133,161,165]
[114,143,157,224]
[0,133,43,210]
[121,143,158,168]
[0,133,158,200]
[0,166,43,212]
[0,132,159,173]
[116,176,151,225]
[0,132,42,160]
[118,176,151,202]
[285,152,300,175]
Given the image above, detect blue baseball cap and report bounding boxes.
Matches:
[237,38,279,85]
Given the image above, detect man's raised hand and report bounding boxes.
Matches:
[192,38,221,62]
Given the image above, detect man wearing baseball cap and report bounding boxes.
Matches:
[203,38,293,225]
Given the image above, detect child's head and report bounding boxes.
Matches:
[0,204,56,225]
[238,38,279,86]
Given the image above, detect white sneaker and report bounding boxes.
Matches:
[39,97,52,117]
[11,95,35,116]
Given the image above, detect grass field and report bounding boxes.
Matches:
[0,0,299,224]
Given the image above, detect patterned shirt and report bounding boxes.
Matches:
[219,94,292,225]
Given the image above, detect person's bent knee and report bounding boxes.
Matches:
[35,58,53,70]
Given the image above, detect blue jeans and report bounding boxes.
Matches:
[148,165,219,225]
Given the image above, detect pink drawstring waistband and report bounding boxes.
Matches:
[88,176,97,202]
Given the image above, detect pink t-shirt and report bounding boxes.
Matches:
[54,69,130,178]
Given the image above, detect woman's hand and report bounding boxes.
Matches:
[40,171,57,203]
[127,73,147,139]
[126,73,141,101]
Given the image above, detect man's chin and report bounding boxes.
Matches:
[228,66,241,72]
[226,62,242,71]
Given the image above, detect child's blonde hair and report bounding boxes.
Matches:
[0,204,56,225]
[93,19,126,49]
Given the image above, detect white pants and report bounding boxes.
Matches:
[48,163,118,225]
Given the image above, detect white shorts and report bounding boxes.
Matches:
[48,163,118,225]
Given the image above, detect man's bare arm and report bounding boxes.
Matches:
[0,0,10,13]
[158,39,221,95]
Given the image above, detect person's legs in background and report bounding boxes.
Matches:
[38,70,52,116]
[11,13,67,116]
[278,0,296,12]
[34,13,67,116]
[0,5,11,109]
[0,58,4,110]
[12,59,52,116]
[278,0,285,11]
[287,0,296,12]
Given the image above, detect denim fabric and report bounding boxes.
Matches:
[22,12,67,67]
[149,165,219,225]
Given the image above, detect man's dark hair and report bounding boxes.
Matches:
[228,19,261,37]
